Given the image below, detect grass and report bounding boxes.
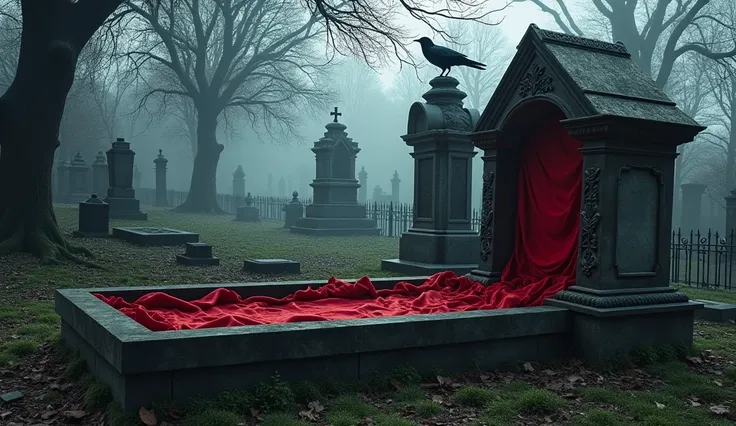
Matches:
[2,206,736,425]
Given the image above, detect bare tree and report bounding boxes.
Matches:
[0,0,499,263]
[445,19,511,110]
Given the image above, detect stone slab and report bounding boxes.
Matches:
[112,227,199,246]
[176,255,220,266]
[243,258,300,274]
[693,299,736,323]
[184,242,213,258]
[381,259,478,276]
[55,279,570,413]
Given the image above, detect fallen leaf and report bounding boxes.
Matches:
[168,409,182,419]
[523,362,534,372]
[62,410,86,419]
[544,415,553,423]
[0,412,11,419]
[432,395,444,404]
[655,402,665,409]
[567,375,581,383]
[542,369,556,376]
[688,399,702,407]
[299,410,319,421]
[714,380,723,387]
[686,356,703,364]
[437,376,452,386]
[308,401,324,413]
[710,405,730,415]
[138,407,157,426]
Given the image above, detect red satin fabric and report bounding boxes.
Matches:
[95,116,583,332]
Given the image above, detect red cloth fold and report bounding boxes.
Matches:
[96,115,583,332]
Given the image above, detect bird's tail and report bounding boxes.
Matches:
[463,58,486,70]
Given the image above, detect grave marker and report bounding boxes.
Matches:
[73,194,110,238]
[235,193,260,222]
[176,243,220,266]
[106,138,147,220]
[282,191,304,228]
[243,258,300,274]
[112,227,199,246]
[154,149,169,207]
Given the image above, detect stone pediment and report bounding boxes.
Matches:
[312,122,360,155]
[475,24,701,133]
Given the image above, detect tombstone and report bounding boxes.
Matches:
[268,173,273,195]
[278,177,286,197]
[133,165,141,191]
[233,165,245,203]
[372,185,384,202]
[358,166,368,204]
[153,149,169,207]
[56,160,70,203]
[73,194,110,238]
[390,170,401,204]
[467,24,706,362]
[380,77,480,275]
[291,107,381,236]
[176,243,220,266]
[106,137,148,220]
[282,191,304,228]
[91,151,109,200]
[725,189,736,235]
[680,183,706,233]
[243,258,300,274]
[67,152,91,204]
[235,192,260,222]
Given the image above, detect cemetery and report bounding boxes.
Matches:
[2,3,736,425]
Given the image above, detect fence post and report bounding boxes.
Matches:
[388,202,394,237]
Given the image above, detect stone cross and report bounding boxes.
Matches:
[330,106,342,123]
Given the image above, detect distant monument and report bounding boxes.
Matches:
[291,107,380,236]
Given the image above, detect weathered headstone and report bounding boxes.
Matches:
[176,243,220,266]
[390,170,401,204]
[282,191,304,228]
[56,160,70,203]
[91,151,109,200]
[291,107,381,236]
[278,177,286,197]
[67,152,91,204]
[235,192,260,222]
[725,189,736,234]
[243,258,300,274]
[468,24,705,362]
[680,183,706,232]
[154,149,169,207]
[233,165,245,203]
[372,185,384,202]
[73,194,110,238]
[106,138,147,220]
[381,76,480,275]
[358,166,368,204]
[112,227,198,246]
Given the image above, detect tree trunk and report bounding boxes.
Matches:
[175,110,224,213]
[0,34,94,265]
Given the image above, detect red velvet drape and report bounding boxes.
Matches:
[96,115,583,332]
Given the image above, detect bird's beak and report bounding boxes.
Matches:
[413,39,419,43]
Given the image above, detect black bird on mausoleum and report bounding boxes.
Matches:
[414,37,486,77]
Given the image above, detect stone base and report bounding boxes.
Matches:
[291,217,380,236]
[546,287,702,363]
[693,300,736,323]
[72,230,111,239]
[398,229,480,265]
[106,197,148,221]
[243,259,300,274]
[176,255,220,266]
[381,259,477,276]
[236,206,260,222]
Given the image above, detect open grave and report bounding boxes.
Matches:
[57,25,706,412]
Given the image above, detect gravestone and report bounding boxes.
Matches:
[680,183,706,232]
[91,151,109,200]
[235,193,260,222]
[390,170,401,204]
[372,185,384,202]
[73,194,110,238]
[468,24,705,362]
[106,138,147,220]
[233,165,245,203]
[243,258,300,274]
[291,107,381,236]
[112,227,199,246]
[176,243,220,266]
[56,160,70,203]
[67,152,91,204]
[154,149,169,207]
[282,191,304,228]
[278,177,286,197]
[381,76,480,275]
[358,166,368,204]
[725,189,736,234]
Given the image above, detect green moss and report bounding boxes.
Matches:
[414,401,442,418]
[393,385,425,403]
[84,380,112,412]
[511,388,566,416]
[453,386,496,408]
[329,395,380,418]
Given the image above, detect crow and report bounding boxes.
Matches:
[414,37,486,76]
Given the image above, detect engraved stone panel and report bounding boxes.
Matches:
[614,166,662,276]
[450,158,468,220]
[332,143,351,179]
[416,158,434,219]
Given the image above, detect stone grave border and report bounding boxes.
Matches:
[112,227,199,246]
[56,277,570,412]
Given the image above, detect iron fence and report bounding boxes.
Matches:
[670,228,736,291]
